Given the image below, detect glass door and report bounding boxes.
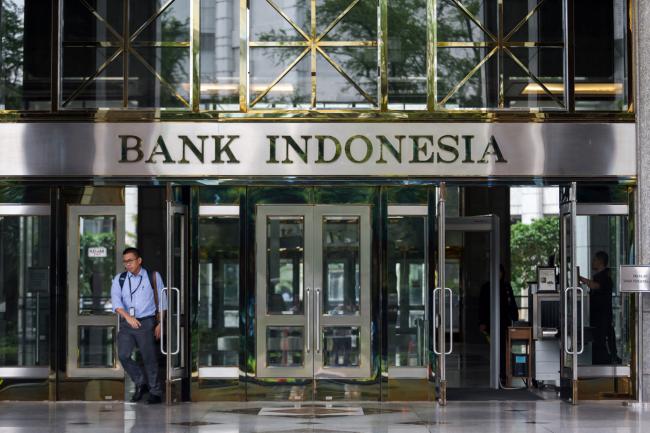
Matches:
[313,206,371,379]
[0,205,51,392]
[164,203,188,403]
[255,205,372,396]
[560,184,580,403]
[434,184,451,405]
[66,206,124,382]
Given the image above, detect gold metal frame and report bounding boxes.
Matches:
[59,0,192,109]
[0,0,637,120]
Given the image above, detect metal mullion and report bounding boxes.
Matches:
[191,0,200,112]
[78,0,123,41]
[318,41,377,47]
[130,49,191,108]
[498,0,504,109]
[504,47,565,108]
[131,41,191,48]
[311,0,317,109]
[52,0,60,112]
[250,48,310,107]
[240,0,248,111]
[249,41,310,47]
[563,0,575,112]
[265,0,311,41]
[62,48,124,107]
[379,0,388,111]
[123,0,129,108]
[427,0,436,111]
[439,47,498,106]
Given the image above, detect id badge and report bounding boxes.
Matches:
[129,307,135,317]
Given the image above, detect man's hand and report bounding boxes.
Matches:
[154,323,161,340]
[126,315,141,329]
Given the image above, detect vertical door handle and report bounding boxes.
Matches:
[171,287,181,355]
[161,287,168,355]
[432,288,441,355]
[316,288,321,353]
[563,286,573,355]
[576,287,585,355]
[306,288,311,353]
[445,288,453,355]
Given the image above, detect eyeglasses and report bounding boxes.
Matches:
[123,258,138,264]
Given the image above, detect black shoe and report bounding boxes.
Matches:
[146,394,162,405]
[130,384,149,402]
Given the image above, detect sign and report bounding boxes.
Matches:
[88,247,108,258]
[620,265,650,292]
[0,122,635,178]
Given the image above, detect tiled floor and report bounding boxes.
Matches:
[0,400,648,432]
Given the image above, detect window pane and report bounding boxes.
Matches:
[322,327,360,367]
[198,216,240,367]
[78,215,116,314]
[388,216,426,368]
[266,216,304,315]
[0,215,50,367]
[322,216,360,316]
[0,0,52,110]
[574,0,628,111]
[78,326,115,368]
[200,0,240,110]
[266,326,304,367]
[61,0,190,109]
[387,0,427,110]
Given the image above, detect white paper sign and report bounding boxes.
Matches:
[88,247,108,258]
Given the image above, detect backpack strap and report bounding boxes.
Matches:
[149,270,160,322]
[119,272,128,290]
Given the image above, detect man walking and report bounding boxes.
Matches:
[111,247,166,404]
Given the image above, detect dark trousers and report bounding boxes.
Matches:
[118,317,162,396]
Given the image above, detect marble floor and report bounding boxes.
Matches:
[0,400,649,433]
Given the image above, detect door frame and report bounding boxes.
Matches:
[254,204,372,381]
[66,205,124,379]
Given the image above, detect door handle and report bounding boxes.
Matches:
[161,287,168,355]
[171,287,181,355]
[306,288,311,353]
[316,288,321,353]
[445,288,453,355]
[432,288,441,355]
[576,287,584,355]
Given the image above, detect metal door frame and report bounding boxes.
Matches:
[0,204,51,380]
[255,205,372,380]
[66,205,124,379]
[164,202,188,403]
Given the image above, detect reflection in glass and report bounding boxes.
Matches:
[78,216,116,314]
[0,215,49,366]
[322,217,360,316]
[575,214,630,366]
[0,0,52,109]
[388,216,426,367]
[323,327,360,367]
[198,216,240,367]
[171,212,184,369]
[575,0,628,111]
[78,326,115,368]
[266,217,304,315]
[267,327,304,367]
[387,0,427,109]
[200,0,240,110]
[61,0,190,109]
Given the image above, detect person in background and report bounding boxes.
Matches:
[579,251,619,365]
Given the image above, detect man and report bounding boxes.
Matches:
[478,265,519,380]
[579,251,619,365]
[111,247,166,404]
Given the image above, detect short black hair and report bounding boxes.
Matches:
[595,251,609,266]
[123,247,141,258]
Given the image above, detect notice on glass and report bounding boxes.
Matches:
[88,247,108,258]
[620,265,650,292]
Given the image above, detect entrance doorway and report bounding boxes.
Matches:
[255,205,372,399]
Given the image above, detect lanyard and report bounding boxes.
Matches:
[128,274,143,304]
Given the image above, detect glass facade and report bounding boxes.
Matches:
[0,0,633,113]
